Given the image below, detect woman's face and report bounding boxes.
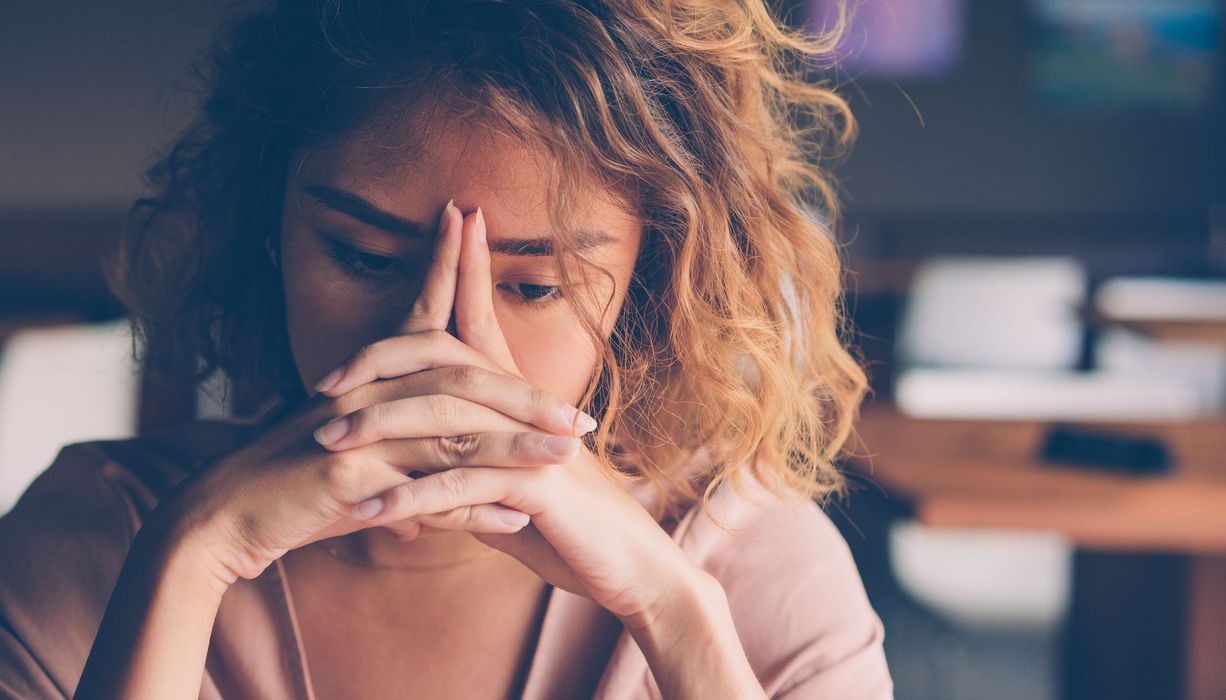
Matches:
[277,113,643,408]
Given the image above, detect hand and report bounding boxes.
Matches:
[157,201,596,586]
[315,204,707,625]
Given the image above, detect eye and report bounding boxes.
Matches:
[499,281,563,306]
[325,239,403,279]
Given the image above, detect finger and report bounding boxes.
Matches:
[412,523,450,538]
[412,503,531,533]
[370,431,581,473]
[316,455,411,506]
[315,328,505,397]
[402,365,596,437]
[312,394,537,450]
[303,512,437,547]
[400,198,462,335]
[473,526,583,593]
[355,513,449,542]
[455,207,521,377]
[380,519,425,542]
[350,466,534,524]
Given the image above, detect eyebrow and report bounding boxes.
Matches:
[300,184,615,257]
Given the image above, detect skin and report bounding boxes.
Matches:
[75,110,767,698]
[277,111,638,568]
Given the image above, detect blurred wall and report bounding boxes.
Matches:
[0,0,226,209]
[795,0,1226,220]
[5,0,1224,219]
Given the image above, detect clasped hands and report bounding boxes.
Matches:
[303,200,705,625]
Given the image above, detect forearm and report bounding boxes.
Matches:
[75,507,231,700]
[622,567,767,700]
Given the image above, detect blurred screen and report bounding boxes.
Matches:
[1028,0,1221,113]
[808,0,965,78]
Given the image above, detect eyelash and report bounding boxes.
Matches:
[325,239,402,279]
[499,281,564,306]
[325,239,563,306]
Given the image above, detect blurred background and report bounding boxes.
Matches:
[1,1,1224,699]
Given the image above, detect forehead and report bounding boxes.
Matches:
[290,104,639,238]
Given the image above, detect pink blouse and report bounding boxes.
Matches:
[0,415,893,698]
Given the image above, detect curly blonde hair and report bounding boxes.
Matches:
[104,0,866,524]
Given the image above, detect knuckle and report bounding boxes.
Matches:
[425,393,459,424]
[426,506,469,531]
[464,505,494,528]
[448,364,487,392]
[436,469,468,505]
[529,385,554,417]
[319,453,363,494]
[435,433,481,466]
[511,432,538,459]
[449,505,479,528]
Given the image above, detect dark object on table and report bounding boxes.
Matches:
[1038,425,1172,475]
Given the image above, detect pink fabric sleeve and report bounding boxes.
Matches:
[762,504,893,699]
[684,474,894,699]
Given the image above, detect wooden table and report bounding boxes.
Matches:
[849,405,1226,700]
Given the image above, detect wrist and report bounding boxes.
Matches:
[139,490,241,598]
[617,559,724,643]
[149,527,233,606]
[76,493,232,699]
[618,564,765,698]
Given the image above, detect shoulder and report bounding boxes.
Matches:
[0,415,263,574]
[671,467,894,698]
[0,417,260,698]
[0,440,139,697]
[2,415,263,538]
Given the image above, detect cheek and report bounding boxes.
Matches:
[500,275,629,407]
[502,311,601,407]
[280,229,392,389]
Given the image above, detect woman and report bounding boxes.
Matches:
[0,0,892,698]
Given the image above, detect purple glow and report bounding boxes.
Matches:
[809,0,964,77]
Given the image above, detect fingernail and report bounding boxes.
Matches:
[577,411,598,434]
[351,497,385,520]
[475,207,487,243]
[314,366,345,393]
[313,416,350,446]
[440,197,456,228]
[544,435,579,457]
[561,407,598,435]
[497,509,530,528]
